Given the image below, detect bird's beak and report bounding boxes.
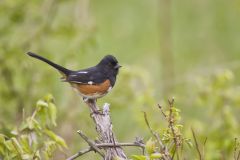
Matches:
[114,64,122,69]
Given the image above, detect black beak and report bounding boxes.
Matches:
[114,64,122,69]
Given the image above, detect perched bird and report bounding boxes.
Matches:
[27,52,121,100]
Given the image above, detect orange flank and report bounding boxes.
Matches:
[71,79,111,97]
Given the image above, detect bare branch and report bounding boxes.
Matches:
[66,147,92,160]
[143,111,171,160]
[234,138,237,160]
[168,98,178,146]
[234,138,240,160]
[96,142,145,148]
[143,111,164,150]
[202,137,207,159]
[66,141,145,160]
[158,104,167,119]
[77,130,104,157]
[237,151,240,160]
[168,98,180,159]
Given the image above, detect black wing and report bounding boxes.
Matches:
[66,66,107,84]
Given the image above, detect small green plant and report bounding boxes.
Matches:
[0,94,67,160]
[132,99,192,160]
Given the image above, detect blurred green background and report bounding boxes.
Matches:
[0,0,240,159]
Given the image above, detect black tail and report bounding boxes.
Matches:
[27,52,72,76]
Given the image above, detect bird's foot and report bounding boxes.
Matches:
[83,97,89,102]
[90,109,104,116]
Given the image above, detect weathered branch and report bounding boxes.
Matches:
[77,130,105,157]
[66,98,149,160]
[86,99,127,160]
[67,141,144,160]
[67,99,128,160]
[66,148,92,160]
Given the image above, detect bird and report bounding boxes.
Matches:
[27,52,121,101]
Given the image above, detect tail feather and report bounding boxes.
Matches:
[27,52,72,76]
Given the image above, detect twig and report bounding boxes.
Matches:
[191,128,202,160]
[168,98,178,146]
[234,138,240,160]
[158,104,167,119]
[168,98,180,160]
[235,138,237,160]
[143,112,171,160]
[202,137,207,159]
[135,137,145,155]
[171,146,176,160]
[237,151,240,160]
[77,130,104,157]
[97,142,144,148]
[143,112,165,150]
[66,142,145,160]
[66,147,92,160]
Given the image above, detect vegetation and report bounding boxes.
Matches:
[0,95,67,159]
[0,0,240,159]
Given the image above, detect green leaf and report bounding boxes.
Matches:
[33,150,41,160]
[43,141,57,159]
[150,153,162,159]
[21,154,32,160]
[27,118,34,130]
[37,106,48,127]
[19,120,29,132]
[11,137,23,154]
[145,138,155,154]
[24,117,41,131]
[0,134,6,143]
[113,156,126,160]
[48,103,57,126]
[4,140,15,152]
[184,138,193,148]
[32,119,42,132]
[0,134,6,155]
[175,124,183,129]
[20,135,31,153]
[10,127,18,136]
[45,94,54,103]
[36,100,48,110]
[44,129,68,149]
[172,107,181,113]
[131,155,147,160]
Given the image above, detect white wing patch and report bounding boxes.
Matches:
[78,71,88,74]
[88,81,93,85]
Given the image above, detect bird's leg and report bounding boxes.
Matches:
[85,98,104,115]
[90,110,104,116]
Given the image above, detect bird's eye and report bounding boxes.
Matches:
[109,61,116,66]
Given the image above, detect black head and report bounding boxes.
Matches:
[98,55,121,75]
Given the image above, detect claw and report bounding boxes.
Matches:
[90,109,104,116]
[83,97,88,102]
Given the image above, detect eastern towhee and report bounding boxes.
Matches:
[27,52,121,100]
